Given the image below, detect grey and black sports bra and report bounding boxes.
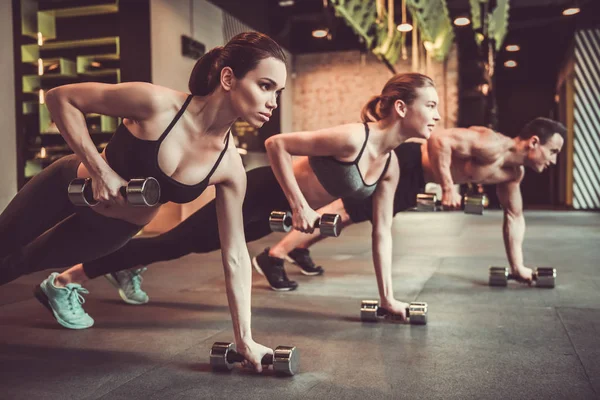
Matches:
[308,122,392,200]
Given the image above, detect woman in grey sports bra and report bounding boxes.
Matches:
[264,72,441,320]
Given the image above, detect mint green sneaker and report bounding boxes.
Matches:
[104,267,149,305]
[34,272,94,329]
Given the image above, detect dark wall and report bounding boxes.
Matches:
[119,0,151,83]
[207,0,270,33]
[496,80,560,207]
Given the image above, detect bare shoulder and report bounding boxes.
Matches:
[467,125,495,135]
[324,122,364,142]
[315,122,367,155]
[121,83,193,113]
[467,126,503,142]
[141,84,191,113]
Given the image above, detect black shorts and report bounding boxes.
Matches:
[341,142,425,224]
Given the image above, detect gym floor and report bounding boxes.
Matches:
[1,210,599,399]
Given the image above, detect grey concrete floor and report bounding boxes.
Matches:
[1,210,599,400]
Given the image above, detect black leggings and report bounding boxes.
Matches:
[83,166,290,279]
[0,154,143,285]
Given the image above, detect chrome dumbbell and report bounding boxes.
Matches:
[360,300,428,325]
[462,194,486,215]
[489,266,556,288]
[209,342,299,376]
[414,193,485,215]
[269,210,342,237]
[68,177,161,207]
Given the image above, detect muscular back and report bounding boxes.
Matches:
[423,126,523,185]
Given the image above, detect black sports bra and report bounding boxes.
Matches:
[104,95,229,204]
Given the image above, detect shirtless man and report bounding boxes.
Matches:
[259,117,566,288]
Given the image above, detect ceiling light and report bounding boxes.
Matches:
[562,7,580,16]
[397,23,413,32]
[278,0,294,6]
[504,60,517,68]
[505,44,520,52]
[454,17,470,26]
[312,29,328,38]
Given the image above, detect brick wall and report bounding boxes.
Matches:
[291,46,458,132]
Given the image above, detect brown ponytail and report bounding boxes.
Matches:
[360,95,381,122]
[361,73,435,122]
[188,47,224,96]
[188,32,286,96]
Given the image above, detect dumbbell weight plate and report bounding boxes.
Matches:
[535,267,556,288]
[68,178,98,206]
[408,302,428,325]
[273,346,299,376]
[318,213,342,237]
[463,195,484,215]
[360,300,379,322]
[269,211,291,233]
[489,266,509,286]
[127,177,161,206]
[416,193,437,211]
[210,342,236,371]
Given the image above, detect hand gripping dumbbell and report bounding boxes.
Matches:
[68,177,161,207]
[269,210,342,237]
[360,300,428,325]
[209,342,299,376]
[488,266,556,288]
[415,193,485,215]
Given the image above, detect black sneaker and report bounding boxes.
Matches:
[252,248,298,291]
[285,248,325,276]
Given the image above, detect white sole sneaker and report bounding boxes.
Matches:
[251,257,296,292]
[284,255,323,276]
[104,273,149,305]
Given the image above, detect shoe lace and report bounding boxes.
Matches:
[276,264,292,281]
[300,254,316,268]
[68,286,89,313]
[130,267,147,292]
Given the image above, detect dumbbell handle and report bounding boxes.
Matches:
[433,200,468,212]
[506,272,540,281]
[226,349,274,366]
[282,215,321,230]
[81,181,128,203]
[376,306,412,318]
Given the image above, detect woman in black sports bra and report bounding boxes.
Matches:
[0,32,285,372]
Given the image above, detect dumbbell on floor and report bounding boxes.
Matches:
[209,342,299,376]
[269,210,342,237]
[68,177,160,207]
[489,266,556,288]
[415,193,485,215]
[360,300,428,325]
